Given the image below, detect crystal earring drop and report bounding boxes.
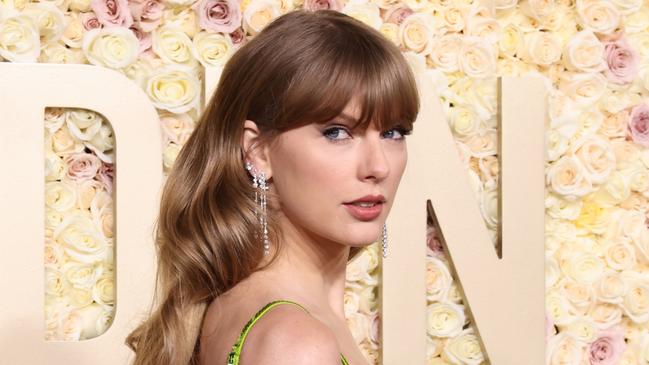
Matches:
[258,171,270,256]
[382,223,388,258]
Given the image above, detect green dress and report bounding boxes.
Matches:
[226,299,350,365]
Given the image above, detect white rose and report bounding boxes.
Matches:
[562,30,606,73]
[66,109,103,141]
[146,65,200,114]
[57,310,83,341]
[561,250,605,284]
[592,171,631,207]
[45,265,70,296]
[243,0,282,35]
[45,150,65,181]
[121,57,154,90]
[379,22,400,47]
[345,312,370,344]
[465,13,500,44]
[163,142,181,170]
[464,128,497,158]
[357,285,378,314]
[91,190,114,239]
[546,332,586,365]
[545,192,582,220]
[152,25,197,67]
[399,13,434,54]
[343,285,360,317]
[162,7,199,37]
[629,330,649,364]
[45,181,78,212]
[448,104,480,140]
[625,6,649,34]
[546,155,593,201]
[479,186,498,230]
[442,328,484,365]
[427,302,465,338]
[83,27,139,69]
[40,42,83,64]
[448,77,497,119]
[621,274,649,323]
[558,277,595,313]
[597,270,629,303]
[68,0,91,11]
[521,30,561,66]
[54,212,109,263]
[346,248,377,285]
[458,37,496,78]
[22,2,64,43]
[499,23,523,57]
[496,0,518,10]
[435,4,465,33]
[621,162,649,194]
[572,135,615,184]
[92,270,115,306]
[426,256,452,302]
[610,0,642,15]
[519,0,556,20]
[558,71,607,107]
[84,123,115,163]
[77,303,104,339]
[587,302,622,329]
[68,286,94,308]
[192,31,233,67]
[62,260,102,289]
[0,15,40,62]
[576,0,620,35]
[429,33,461,73]
[562,317,597,343]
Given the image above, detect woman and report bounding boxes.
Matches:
[126,9,420,365]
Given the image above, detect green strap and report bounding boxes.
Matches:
[226,300,349,365]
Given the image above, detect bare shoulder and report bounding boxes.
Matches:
[239,303,342,364]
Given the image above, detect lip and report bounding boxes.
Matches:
[343,195,386,221]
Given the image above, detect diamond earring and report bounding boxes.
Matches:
[245,161,270,256]
[382,223,388,258]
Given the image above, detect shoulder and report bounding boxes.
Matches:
[239,303,341,364]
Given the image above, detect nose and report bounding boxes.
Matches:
[360,132,390,182]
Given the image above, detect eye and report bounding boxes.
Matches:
[382,127,411,140]
[323,126,352,141]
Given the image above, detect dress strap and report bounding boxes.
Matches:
[226,300,309,365]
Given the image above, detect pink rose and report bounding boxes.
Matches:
[383,4,413,25]
[65,153,102,182]
[426,224,444,256]
[228,27,247,48]
[192,0,241,34]
[129,25,152,54]
[603,38,638,84]
[95,162,114,193]
[588,326,626,365]
[79,12,103,31]
[628,104,649,147]
[91,0,134,28]
[303,0,342,11]
[128,0,164,32]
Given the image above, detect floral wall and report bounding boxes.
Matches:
[2,0,649,363]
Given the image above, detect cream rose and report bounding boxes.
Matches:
[45,181,78,212]
[464,129,497,158]
[82,26,139,69]
[85,123,115,163]
[562,30,606,73]
[559,277,595,312]
[546,332,586,365]
[545,192,582,221]
[378,22,400,47]
[519,0,556,20]
[558,71,607,107]
[345,312,370,344]
[599,110,628,138]
[435,4,465,33]
[346,247,378,285]
[66,109,103,141]
[399,12,434,54]
[458,37,496,78]
[621,275,649,323]
[92,270,115,306]
[591,171,631,207]
[152,25,197,67]
[54,213,109,263]
[0,15,40,62]
[57,309,83,341]
[562,250,605,284]
[45,150,65,181]
[577,0,620,35]
[427,302,465,338]
[563,318,598,343]
[499,23,522,57]
[163,142,181,170]
[45,265,70,296]
[146,65,200,114]
[479,186,499,230]
[90,190,114,238]
[448,104,480,140]
[343,285,360,317]
[587,302,622,329]
[521,30,562,66]
[192,31,233,67]
[572,135,615,185]
[442,328,484,365]
[426,256,452,302]
[429,33,461,73]
[597,270,629,303]
[22,2,65,43]
[358,285,378,314]
[610,0,642,15]
[243,0,281,35]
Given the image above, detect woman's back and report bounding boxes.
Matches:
[199,280,350,365]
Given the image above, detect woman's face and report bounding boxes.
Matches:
[267,97,409,248]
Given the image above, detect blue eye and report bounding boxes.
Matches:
[382,127,411,140]
[323,126,352,141]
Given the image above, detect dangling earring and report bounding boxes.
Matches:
[245,161,270,256]
[382,223,388,258]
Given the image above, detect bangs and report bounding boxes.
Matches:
[274,23,420,134]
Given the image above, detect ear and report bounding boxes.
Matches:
[241,119,273,179]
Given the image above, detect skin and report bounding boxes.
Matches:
[199,96,408,364]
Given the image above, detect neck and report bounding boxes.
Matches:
[255,212,350,320]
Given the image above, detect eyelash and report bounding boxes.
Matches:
[323,126,412,142]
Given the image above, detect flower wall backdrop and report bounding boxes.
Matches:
[2,0,649,363]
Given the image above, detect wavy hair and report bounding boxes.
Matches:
[125,9,420,365]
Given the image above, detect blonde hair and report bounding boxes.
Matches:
[126,9,420,365]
